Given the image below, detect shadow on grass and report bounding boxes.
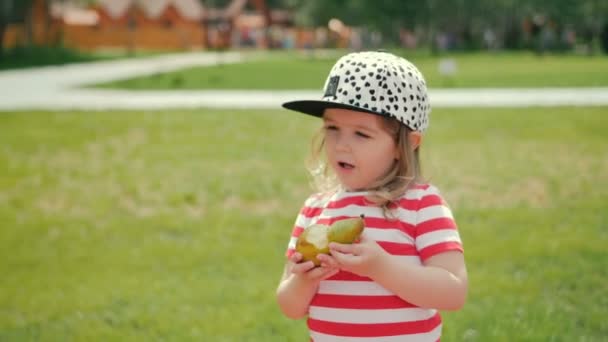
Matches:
[0,45,103,70]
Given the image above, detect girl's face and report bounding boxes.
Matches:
[323,108,399,191]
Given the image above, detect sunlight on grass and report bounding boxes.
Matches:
[95,51,608,90]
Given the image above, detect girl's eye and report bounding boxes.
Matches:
[325,125,338,131]
[356,131,370,138]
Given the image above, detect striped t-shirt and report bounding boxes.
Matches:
[285,184,463,342]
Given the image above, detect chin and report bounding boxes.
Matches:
[340,183,365,191]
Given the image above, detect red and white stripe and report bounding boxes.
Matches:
[285,184,462,341]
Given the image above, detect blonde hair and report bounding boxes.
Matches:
[306,114,423,215]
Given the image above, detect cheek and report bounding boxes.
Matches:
[324,134,334,146]
[374,154,396,170]
[323,137,332,151]
[323,139,335,160]
[371,144,398,167]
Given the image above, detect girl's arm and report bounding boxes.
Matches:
[328,235,468,311]
[372,250,467,310]
[276,253,339,319]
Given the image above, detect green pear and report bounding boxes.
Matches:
[295,224,329,266]
[295,216,365,267]
[328,215,365,244]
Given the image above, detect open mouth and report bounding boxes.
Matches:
[338,161,355,170]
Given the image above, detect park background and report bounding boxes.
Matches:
[1,0,607,341]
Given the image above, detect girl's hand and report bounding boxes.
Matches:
[288,252,339,283]
[328,232,387,278]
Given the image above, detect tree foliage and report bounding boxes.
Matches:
[282,0,608,47]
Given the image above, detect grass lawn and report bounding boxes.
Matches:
[0,107,607,340]
[95,51,608,90]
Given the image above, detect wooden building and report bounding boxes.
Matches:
[2,0,304,51]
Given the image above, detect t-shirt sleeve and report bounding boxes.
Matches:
[414,186,463,261]
[285,194,323,258]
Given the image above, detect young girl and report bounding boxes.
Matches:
[276,51,467,341]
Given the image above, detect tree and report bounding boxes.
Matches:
[0,1,14,56]
[0,0,32,57]
[277,0,607,50]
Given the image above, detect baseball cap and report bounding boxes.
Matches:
[282,51,431,132]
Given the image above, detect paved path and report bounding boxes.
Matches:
[1,51,608,110]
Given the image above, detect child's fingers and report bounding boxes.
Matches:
[328,242,356,254]
[290,260,316,274]
[289,252,303,263]
[317,254,339,268]
[330,249,359,266]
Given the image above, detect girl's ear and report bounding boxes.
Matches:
[408,131,422,150]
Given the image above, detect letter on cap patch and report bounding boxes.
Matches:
[324,76,340,97]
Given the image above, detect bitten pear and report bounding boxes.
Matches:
[295,215,365,266]
[295,224,329,266]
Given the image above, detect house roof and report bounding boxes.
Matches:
[97,0,131,19]
[51,0,288,26]
[97,0,204,21]
[50,1,100,25]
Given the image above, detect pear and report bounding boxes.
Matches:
[328,215,365,244]
[295,224,329,266]
[295,215,365,266]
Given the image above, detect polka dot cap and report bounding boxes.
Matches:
[283,51,431,132]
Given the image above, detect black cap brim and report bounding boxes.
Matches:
[282,100,384,119]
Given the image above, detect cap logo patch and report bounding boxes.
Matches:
[324,76,340,97]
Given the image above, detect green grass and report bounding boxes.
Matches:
[95,51,608,90]
[0,107,607,340]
